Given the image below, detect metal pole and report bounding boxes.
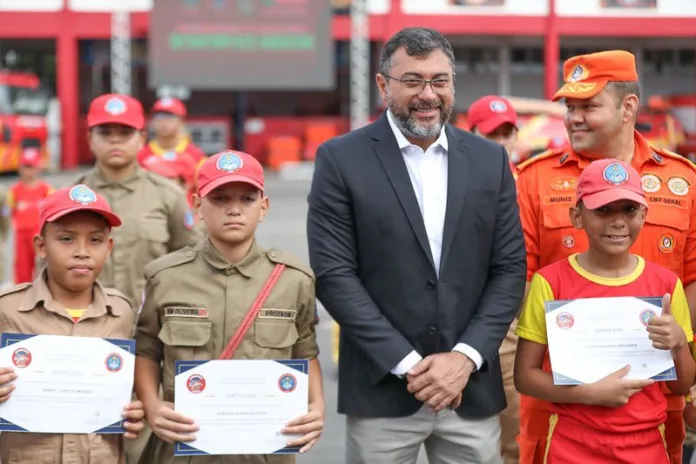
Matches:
[111,9,132,95]
[350,0,370,131]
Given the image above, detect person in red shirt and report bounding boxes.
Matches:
[467,94,521,464]
[515,158,696,463]
[6,148,53,283]
[137,97,205,173]
[467,95,520,173]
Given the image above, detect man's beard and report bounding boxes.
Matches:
[388,98,453,141]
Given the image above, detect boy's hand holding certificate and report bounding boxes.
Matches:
[546,296,680,386]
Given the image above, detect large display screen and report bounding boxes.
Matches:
[149,0,334,90]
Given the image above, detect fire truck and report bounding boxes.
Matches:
[0,70,49,172]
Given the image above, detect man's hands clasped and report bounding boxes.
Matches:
[406,351,474,412]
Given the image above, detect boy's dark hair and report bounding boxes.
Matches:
[379,28,455,77]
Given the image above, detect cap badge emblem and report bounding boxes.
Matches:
[69,185,97,205]
[602,162,629,186]
[216,152,244,173]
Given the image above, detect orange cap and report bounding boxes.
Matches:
[552,50,638,102]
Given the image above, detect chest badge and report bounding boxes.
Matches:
[659,234,675,254]
[641,173,661,193]
[667,177,690,197]
[551,177,577,192]
[562,235,575,249]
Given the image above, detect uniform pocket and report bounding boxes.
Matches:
[139,216,170,259]
[158,319,212,391]
[9,446,56,464]
[540,203,579,255]
[254,319,299,358]
[643,205,689,273]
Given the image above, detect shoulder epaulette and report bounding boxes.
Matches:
[267,249,314,280]
[144,246,197,279]
[653,148,696,173]
[0,282,32,299]
[145,170,185,193]
[103,287,132,306]
[516,148,564,173]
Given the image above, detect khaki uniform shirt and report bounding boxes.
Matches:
[75,167,200,307]
[136,239,319,464]
[0,271,134,464]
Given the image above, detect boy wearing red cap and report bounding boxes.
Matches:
[467,95,519,170]
[515,159,696,463]
[0,184,145,462]
[134,150,325,463]
[7,148,53,283]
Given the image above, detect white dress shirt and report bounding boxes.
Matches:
[386,110,484,377]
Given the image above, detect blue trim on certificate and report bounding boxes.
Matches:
[0,418,28,432]
[95,420,126,434]
[0,333,37,347]
[104,338,135,353]
[175,442,209,456]
[545,296,662,313]
[176,360,208,375]
[275,359,308,374]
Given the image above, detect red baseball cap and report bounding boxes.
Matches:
[152,97,187,118]
[20,147,42,168]
[87,94,145,130]
[576,159,647,210]
[39,184,122,231]
[197,150,264,198]
[467,96,518,135]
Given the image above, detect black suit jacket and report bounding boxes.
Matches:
[306,113,526,418]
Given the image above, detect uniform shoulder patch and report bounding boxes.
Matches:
[102,286,132,307]
[267,248,314,279]
[516,148,564,174]
[144,246,198,280]
[0,282,32,299]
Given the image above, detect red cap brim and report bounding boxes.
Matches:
[44,206,122,228]
[87,115,144,130]
[199,175,264,198]
[582,189,648,210]
[475,115,518,135]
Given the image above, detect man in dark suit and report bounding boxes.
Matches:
[306,28,526,464]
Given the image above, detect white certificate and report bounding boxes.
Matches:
[174,359,308,456]
[0,333,135,434]
[546,297,677,385]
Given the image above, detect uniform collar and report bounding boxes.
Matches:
[84,165,145,191]
[556,130,661,170]
[386,109,448,152]
[18,269,123,318]
[200,238,264,278]
[148,138,189,156]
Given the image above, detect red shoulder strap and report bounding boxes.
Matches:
[218,263,286,360]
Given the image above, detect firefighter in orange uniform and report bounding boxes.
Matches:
[515,50,696,464]
[7,148,53,283]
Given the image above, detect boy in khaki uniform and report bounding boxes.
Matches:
[135,150,325,464]
[0,184,145,463]
[76,93,200,308]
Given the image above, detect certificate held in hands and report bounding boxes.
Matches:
[546,297,677,385]
[0,333,135,434]
[174,359,309,456]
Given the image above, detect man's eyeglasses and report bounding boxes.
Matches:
[384,75,453,95]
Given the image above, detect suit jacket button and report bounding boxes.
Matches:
[427,327,437,335]
[426,280,436,289]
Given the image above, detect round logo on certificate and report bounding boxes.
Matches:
[278,374,297,393]
[640,309,657,326]
[555,312,574,330]
[105,353,123,373]
[12,348,31,368]
[187,374,206,394]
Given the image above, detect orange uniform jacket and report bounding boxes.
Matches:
[515,131,696,464]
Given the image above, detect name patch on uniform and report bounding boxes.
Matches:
[164,307,209,318]
[542,195,575,205]
[646,196,688,209]
[258,309,297,321]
